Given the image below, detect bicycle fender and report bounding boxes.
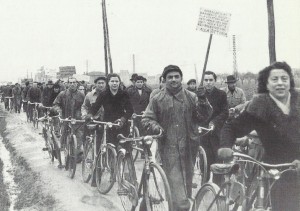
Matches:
[118,148,126,155]
[107,143,116,149]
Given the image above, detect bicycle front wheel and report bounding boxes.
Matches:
[67,135,77,179]
[32,110,38,128]
[117,151,138,211]
[131,126,140,162]
[43,128,54,162]
[192,145,208,198]
[51,131,62,167]
[146,162,173,211]
[193,183,224,211]
[95,144,117,194]
[82,138,94,183]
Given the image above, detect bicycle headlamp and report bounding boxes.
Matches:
[144,136,153,145]
[71,119,76,125]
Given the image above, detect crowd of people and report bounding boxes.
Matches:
[1,61,299,211]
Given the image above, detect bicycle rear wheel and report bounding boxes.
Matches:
[95,144,117,194]
[193,183,224,211]
[145,162,173,211]
[82,138,94,183]
[192,145,208,198]
[117,151,138,211]
[67,135,77,179]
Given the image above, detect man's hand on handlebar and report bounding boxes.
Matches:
[114,117,126,128]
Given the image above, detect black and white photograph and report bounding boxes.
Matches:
[0,0,299,210]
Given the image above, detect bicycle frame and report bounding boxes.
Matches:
[91,120,119,172]
[117,131,166,210]
[232,152,296,210]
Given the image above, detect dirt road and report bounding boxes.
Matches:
[1,109,131,211]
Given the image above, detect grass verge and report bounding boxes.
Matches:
[0,159,10,211]
[0,112,57,210]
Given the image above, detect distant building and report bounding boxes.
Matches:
[57,66,76,79]
[119,70,130,86]
[87,71,106,83]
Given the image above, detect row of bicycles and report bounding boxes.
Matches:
[36,108,173,211]
[16,102,297,211]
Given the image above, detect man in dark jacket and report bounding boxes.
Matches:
[26,82,42,120]
[53,77,85,158]
[201,71,228,180]
[42,80,54,107]
[12,83,22,113]
[142,65,212,211]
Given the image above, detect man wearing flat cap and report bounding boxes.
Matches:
[142,65,212,211]
[187,79,197,93]
[82,76,107,120]
[42,80,54,107]
[221,75,246,116]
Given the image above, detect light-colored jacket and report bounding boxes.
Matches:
[221,86,246,109]
[81,89,104,120]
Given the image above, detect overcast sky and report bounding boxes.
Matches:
[0,0,299,83]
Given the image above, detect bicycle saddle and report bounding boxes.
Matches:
[210,163,239,175]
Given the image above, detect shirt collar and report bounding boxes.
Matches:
[269,92,291,115]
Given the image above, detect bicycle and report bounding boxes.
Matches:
[28,101,40,128]
[192,151,296,211]
[59,117,85,179]
[233,152,296,211]
[38,107,62,167]
[191,126,212,199]
[4,96,14,112]
[116,130,173,211]
[128,113,143,162]
[81,119,119,194]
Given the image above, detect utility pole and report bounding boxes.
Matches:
[194,64,199,85]
[86,60,89,75]
[101,0,113,74]
[132,54,135,73]
[232,35,238,79]
[267,0,276,64]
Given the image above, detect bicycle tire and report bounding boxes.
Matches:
[32,110,37,128]
[192,145,208,199]
[51,131,62,166]
[43,128,54,162]
[131,126,140,162]
[95,143,117,194]
[117,150,138,211]
[142,162,173,211]
[82,138,93,183]
[67,135,77,179]
[193,183,225,211]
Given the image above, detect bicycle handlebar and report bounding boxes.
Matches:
[91,119,120,127]
[4,96,13,99]
[117,130,163,144]
[28,102,40,105]
[233,151,295,169]
[59,117,85,124]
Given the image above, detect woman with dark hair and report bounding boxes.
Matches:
[90,73,133,147]
[219,61,300,211]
